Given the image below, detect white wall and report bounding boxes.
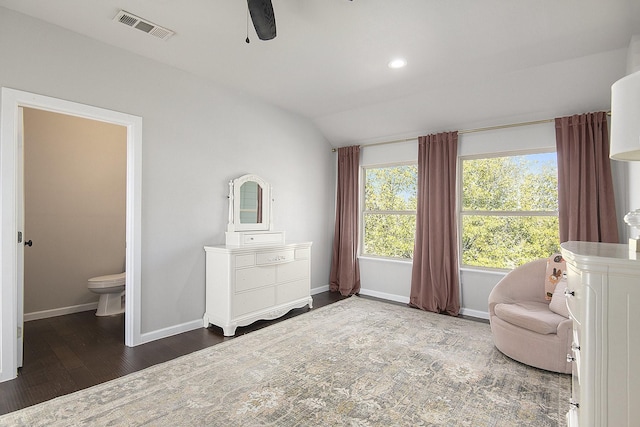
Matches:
[0,8,335,336]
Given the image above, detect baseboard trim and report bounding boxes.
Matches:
[310,285,329,295]
[459,307,490,320]
[358,288,410,304]
[358,288,490,320]
[24,302,99,322]
[138,319,203,345]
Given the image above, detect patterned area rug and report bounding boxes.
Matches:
[0,296,570,426]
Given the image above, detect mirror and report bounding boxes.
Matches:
[239,181,262,224]
[226,174,272,232]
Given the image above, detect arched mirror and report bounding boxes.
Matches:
[238,180,263,224]
[226,174,272,232]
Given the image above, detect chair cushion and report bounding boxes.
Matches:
[493,301,566,334]
[548,284,569,318]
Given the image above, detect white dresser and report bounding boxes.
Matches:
[203,242,313,336]
[560,242,640,427]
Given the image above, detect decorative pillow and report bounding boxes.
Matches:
[545,253,566,300]
[549,283,569,318]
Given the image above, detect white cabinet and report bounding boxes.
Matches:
[560,242,640,427]
[203,242,313,336]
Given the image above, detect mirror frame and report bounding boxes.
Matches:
[226,174,272,232]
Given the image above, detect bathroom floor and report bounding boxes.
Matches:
[0,291,348,416]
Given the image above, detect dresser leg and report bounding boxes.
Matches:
[223,325,237,337]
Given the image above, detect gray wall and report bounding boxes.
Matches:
[23,108,127,314]
[0,7,336,334]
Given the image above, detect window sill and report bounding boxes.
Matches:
[459,266,510,276]
[358,255,413,265]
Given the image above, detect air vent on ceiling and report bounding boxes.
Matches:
[113,10,175,41]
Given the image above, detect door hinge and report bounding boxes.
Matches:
[18,231,22,244]
[17,326,22,339]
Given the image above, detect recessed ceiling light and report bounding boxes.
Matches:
[388,58,407,69]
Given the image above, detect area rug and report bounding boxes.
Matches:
[0,296,570,426]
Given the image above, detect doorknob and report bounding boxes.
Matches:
[24,240,32,247]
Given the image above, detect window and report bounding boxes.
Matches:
[460,151,559,270]
[362,163,417,259]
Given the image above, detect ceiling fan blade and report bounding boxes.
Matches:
[247,0,277,41]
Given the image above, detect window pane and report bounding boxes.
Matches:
[365,165,417,211]
[461,215,560,269]
[462,153,558,211]
[363,213,415,259]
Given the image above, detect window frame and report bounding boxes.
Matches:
[360,161,418,261]
[457,148,559,271]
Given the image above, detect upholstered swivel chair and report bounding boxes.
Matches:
[488,258,572,374]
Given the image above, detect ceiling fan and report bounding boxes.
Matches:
[247,0,353,42]
[247,0,277,41]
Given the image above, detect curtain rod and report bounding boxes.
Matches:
[330,112,611,152]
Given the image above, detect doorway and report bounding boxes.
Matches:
[22,107,127,325]
[0,88,143,383]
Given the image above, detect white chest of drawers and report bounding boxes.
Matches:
[561,242,640,427]
[203,242,313,336]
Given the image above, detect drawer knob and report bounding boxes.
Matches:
[564,289,576,297]
[571,343,580,351]
[567,354,576,363]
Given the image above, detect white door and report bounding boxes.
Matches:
[16,107,25,368]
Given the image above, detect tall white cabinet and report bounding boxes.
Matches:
[560,242,640,427]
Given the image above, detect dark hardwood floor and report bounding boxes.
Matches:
[0,291,348,416]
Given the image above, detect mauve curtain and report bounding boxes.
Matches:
[410,132,460,316]
[330,145,361,296]
[555,112,619,243]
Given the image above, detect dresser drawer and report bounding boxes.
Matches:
[242,232,284,245]
[277,279,309,304]
[235,254,255,268]
[565,263,581,323]
[236,266,276,292]
[295,247,311,260]
[256,249,295,265]
[225,231,285,246]
[278,259,309,283]
[572,327,581,384]
[233,286,275,316]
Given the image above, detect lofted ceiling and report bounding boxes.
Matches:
[1,0,639,146]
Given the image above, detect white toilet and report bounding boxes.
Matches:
[87,272,126,316]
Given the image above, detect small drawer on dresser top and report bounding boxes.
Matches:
[256,249,295,265]
[242,232,284,245]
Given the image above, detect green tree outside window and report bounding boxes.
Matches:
[461,153,559,269]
